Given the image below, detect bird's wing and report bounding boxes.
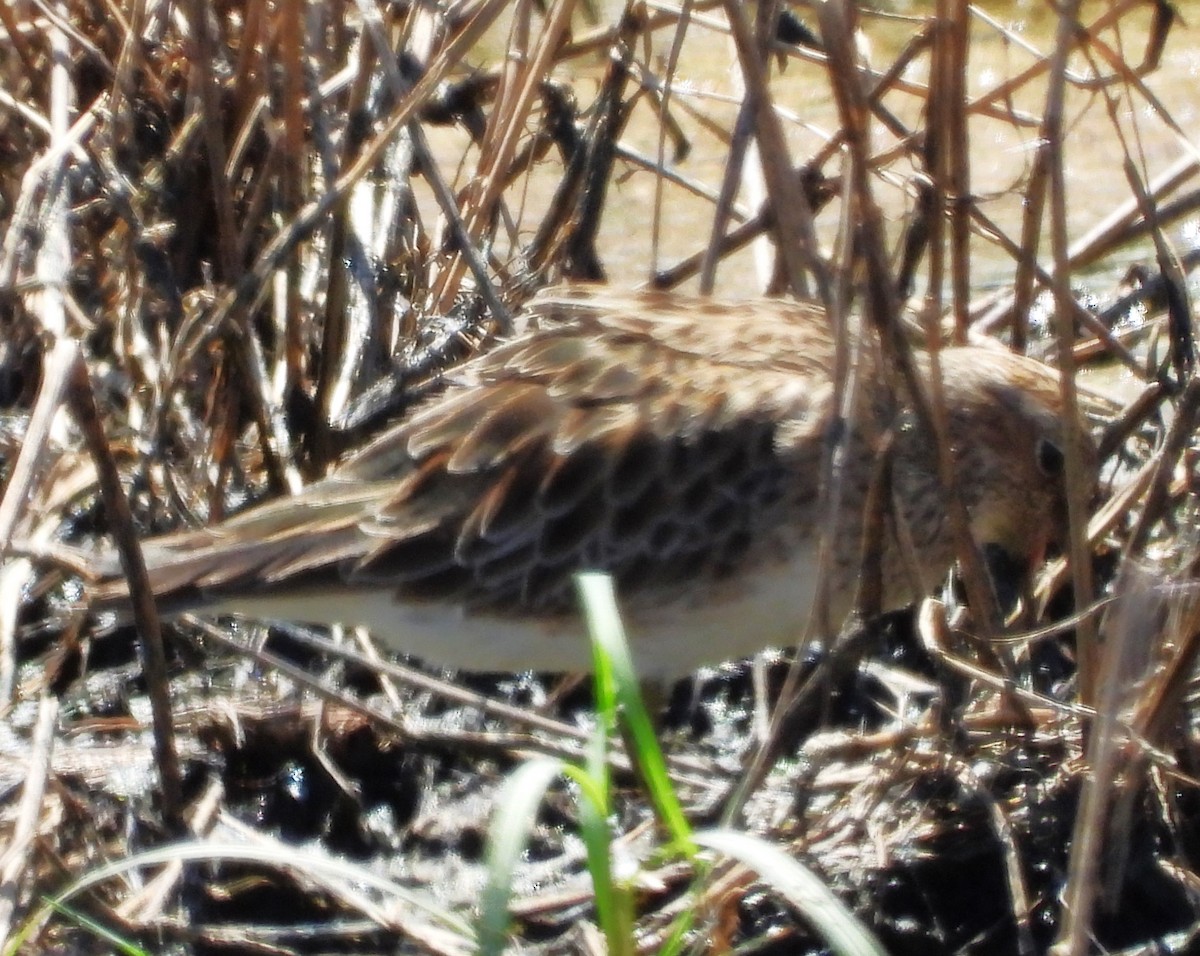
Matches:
[88,293,839,613]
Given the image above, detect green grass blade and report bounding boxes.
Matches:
[479,756,568,955]
[575,572,695,853]
[480,750,630,954]
[694,829,888,956]
[568,757,627,955]
[39,897,149,956]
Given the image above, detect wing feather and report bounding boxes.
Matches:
[88,289,841,616]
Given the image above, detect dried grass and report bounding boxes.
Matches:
[1,1,1199,953]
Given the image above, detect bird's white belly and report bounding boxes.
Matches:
[207,552,823,683]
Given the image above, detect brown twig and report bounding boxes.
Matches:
[66,350,184,831]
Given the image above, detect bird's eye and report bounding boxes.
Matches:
[1036,438,1064,477]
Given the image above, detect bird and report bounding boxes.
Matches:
[73,287,1096,684]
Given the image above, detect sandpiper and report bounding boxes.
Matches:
[79,287,1095,682]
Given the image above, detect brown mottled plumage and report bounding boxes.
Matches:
[80,288,1095,681]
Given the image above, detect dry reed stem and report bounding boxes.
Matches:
[931,0,971,341]
[0,695,58,942]
[819,0,1001,642]
[0,0,1197,950]
[434,0,577,311]
[67,349,184,827]
[723,0,828,303]
[1045,1,1102,950]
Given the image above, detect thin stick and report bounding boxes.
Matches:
[1046,3,1101,953]
[818,0,1000,639]
[722,0,830,305]
[0,339,76,704]
[0,695,58,942]
[66,351,184,831]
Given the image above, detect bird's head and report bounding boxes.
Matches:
[936,347,1097,574]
